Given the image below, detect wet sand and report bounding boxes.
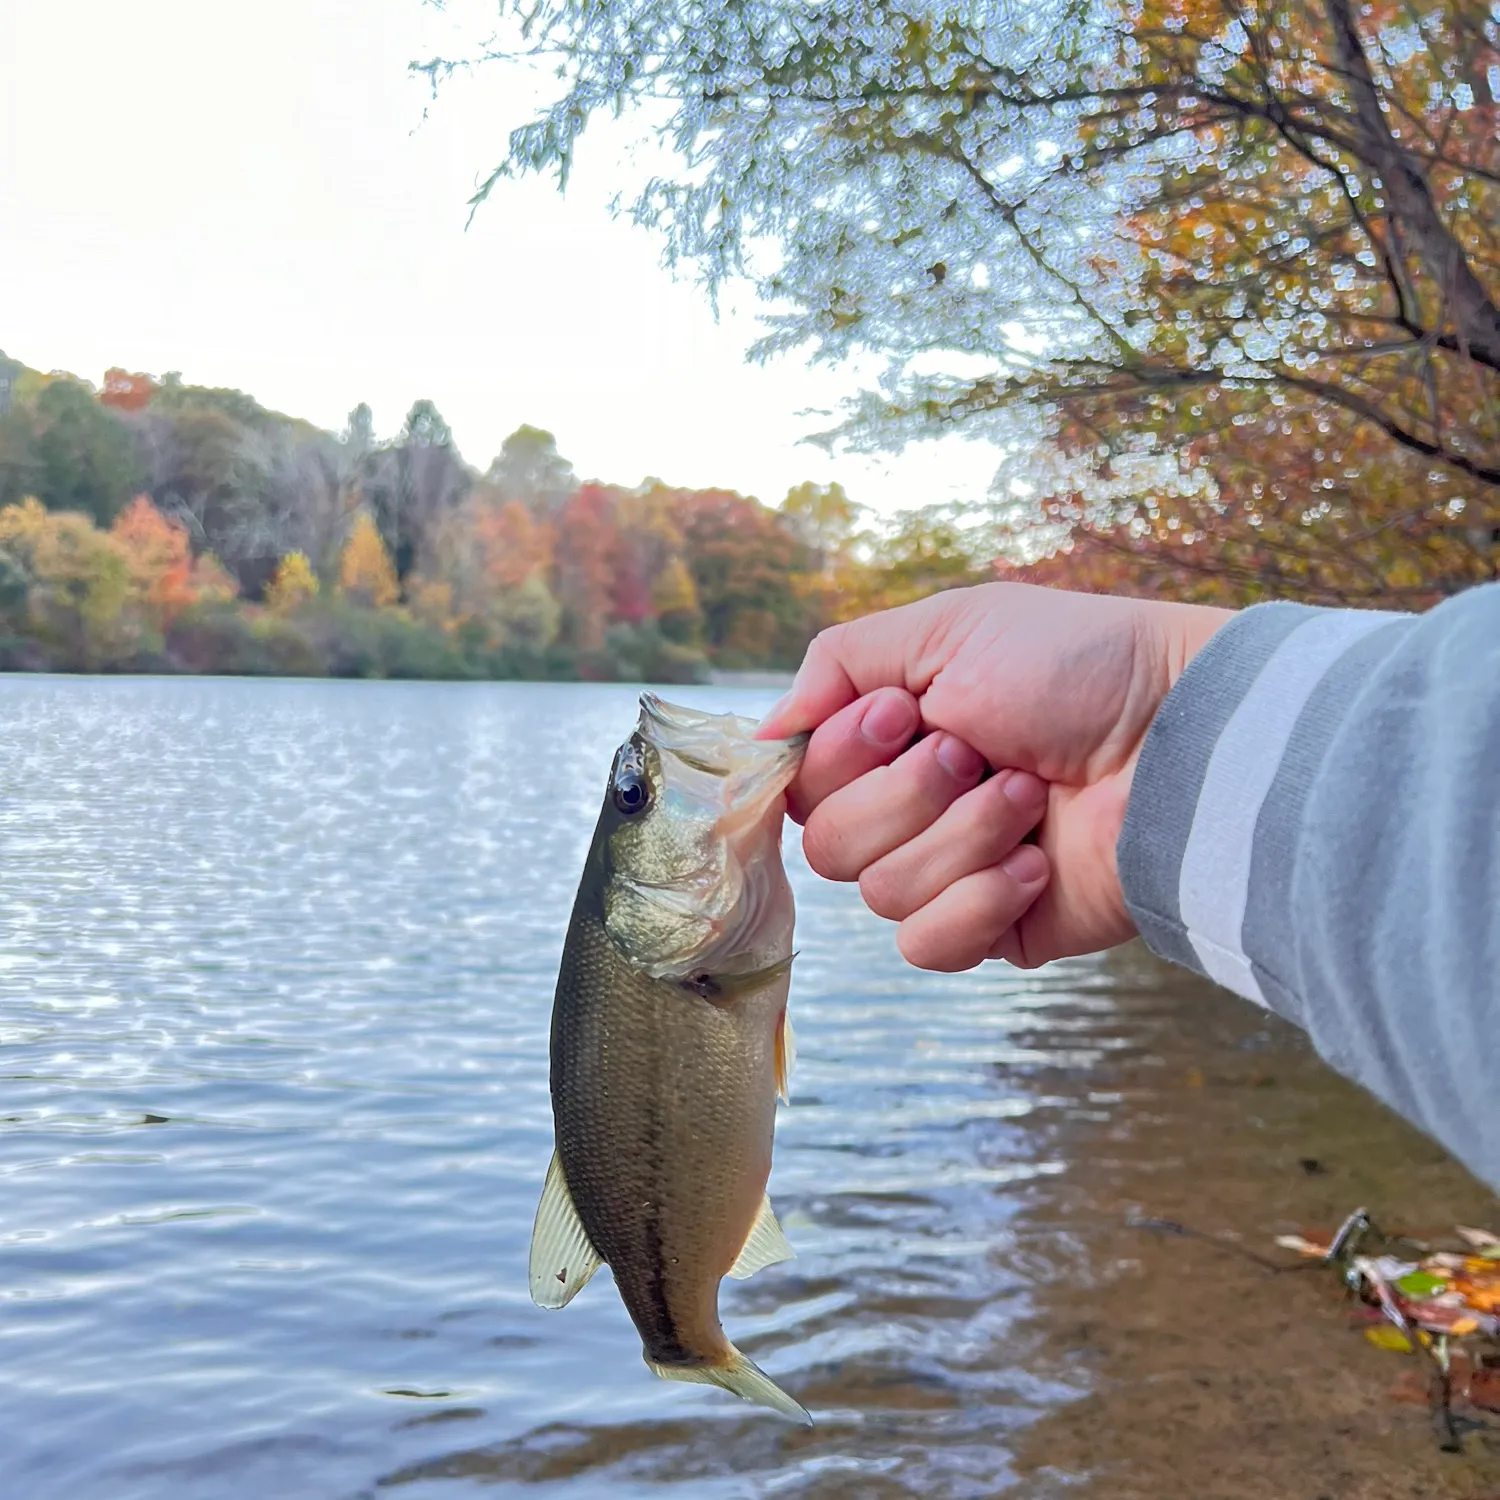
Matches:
[1010,944,1500,1500]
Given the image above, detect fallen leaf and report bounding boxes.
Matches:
[1424,1252,1469,1272]
[1276,1234,1332,1258]
[1470,1367,1500,1414]
[1403,1300,1480,1335]
[1452,1265,1500,1313]
[1456,1226,1500,1250]
[1366,1326,1415,1353]
[1395,1270,1448,1298]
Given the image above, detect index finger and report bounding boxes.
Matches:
[784,686,920,824]
[756,598,951,741]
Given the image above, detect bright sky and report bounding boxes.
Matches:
[0,0,1001,515]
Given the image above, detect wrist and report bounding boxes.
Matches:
[1100,602,1233,948]
[1160,603,1236,687]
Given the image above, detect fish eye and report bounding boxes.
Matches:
[614,771,649,816]
[612,743,651,817]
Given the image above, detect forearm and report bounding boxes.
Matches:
[1118,583,1500,1189]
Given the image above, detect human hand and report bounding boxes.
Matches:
[758,583,1232,970]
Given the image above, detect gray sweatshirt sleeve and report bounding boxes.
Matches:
[1117,582,1500,1190]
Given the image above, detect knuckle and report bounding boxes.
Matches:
[973,780,1039,856]
[807,622,846,666]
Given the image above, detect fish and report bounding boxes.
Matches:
[528,692,811,1423]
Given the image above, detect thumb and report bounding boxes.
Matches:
[756,595,954,739]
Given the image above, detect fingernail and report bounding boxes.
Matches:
[756,691,793,733]
[1001,770,1047,812]
[859,690,917,748]
[935,733,985,782]
[1001,844,1048,885]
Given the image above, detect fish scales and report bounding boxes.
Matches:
[552,901,782,1363]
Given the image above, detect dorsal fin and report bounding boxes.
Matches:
[727,1192,794,1280]
[528,1150,603,1309]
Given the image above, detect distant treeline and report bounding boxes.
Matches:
[0,361,998,680]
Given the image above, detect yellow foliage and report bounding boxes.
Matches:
[0,496,50,552]
[190,552,237,607]
[0,497,134,664]
[651,554,699,616]
[406,577,455,632]
[265,551,320,613]
[338,514,398,608]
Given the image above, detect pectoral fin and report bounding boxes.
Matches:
[528,1149,603,1309]
[774,1006,796,1104]
[690,951,797,1003]
[728,1192,794,1280]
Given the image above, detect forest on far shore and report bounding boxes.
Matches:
[0,358,1004,682]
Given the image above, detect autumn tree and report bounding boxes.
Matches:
[0,379,145,524]
[443,0,1500,606]
[410,487,562,653]
[110,495,237,626]
[135,402,256,577]
[474,495,553,590]
[670,488,810,665]
[338,512,400,607]
[265,551,320,613]
[650,552,703,645]
[780,482,860,575]
[358,400,469,579]
[111,495,194,623]
[0,497,134,666]
[841,503,1000,617]
[552,483,622,654]
[610,484,689,624]
[231,425,358,587]
[779,480,865,631]
[485,425,578,515]
[99,369,158,413]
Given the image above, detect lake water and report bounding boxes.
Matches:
[1,677,1494,1500]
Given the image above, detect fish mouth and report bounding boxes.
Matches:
[637,694,807,811]
[606,695,805,982]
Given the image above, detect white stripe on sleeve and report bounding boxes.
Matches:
[1177,610,1397,1002]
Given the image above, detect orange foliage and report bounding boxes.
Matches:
[1037,0,1500,605]
[99,369,158,412]
[110,495,234,623]
[473,496,553,591]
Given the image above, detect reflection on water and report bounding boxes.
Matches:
[0,677,1494,1500]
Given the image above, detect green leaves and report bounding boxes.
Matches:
[1394,1270,1449,1299]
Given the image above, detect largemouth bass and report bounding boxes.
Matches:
[529,693,810,1423]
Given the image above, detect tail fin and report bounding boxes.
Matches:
[647,1344,811,1425]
